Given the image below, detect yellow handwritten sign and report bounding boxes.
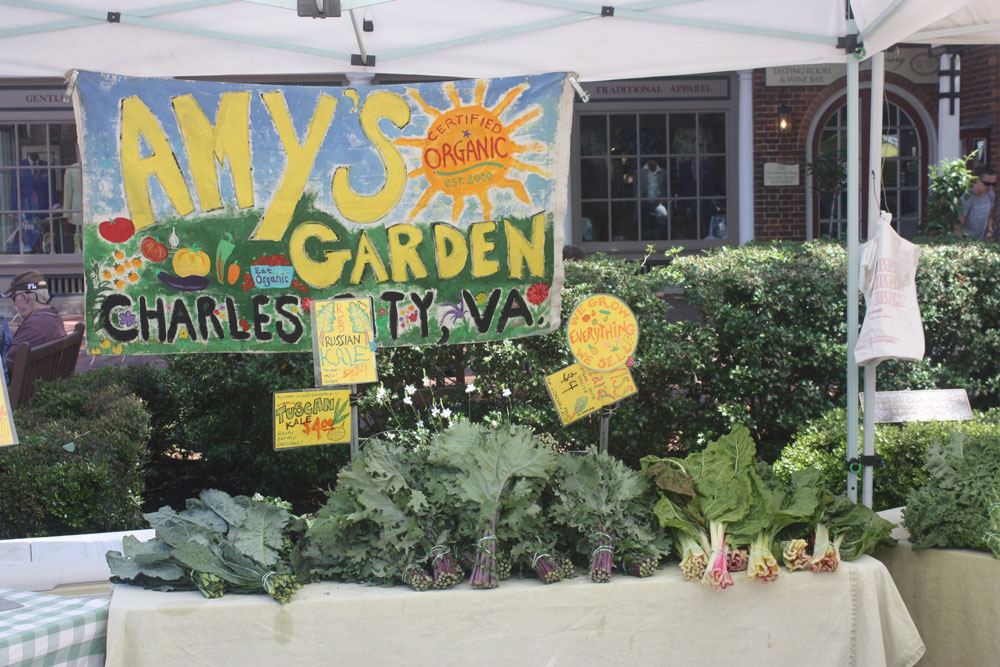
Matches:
[312,298,378,386]
[545,363,638,426]
[588,365,638,406]
[567,294,639,371]
[273,388,351,450]
[545,364,599,425]
[0,379,17,446]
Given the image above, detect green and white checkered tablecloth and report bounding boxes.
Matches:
[0,588,108,667]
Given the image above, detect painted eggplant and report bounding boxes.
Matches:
[158,271,210,291]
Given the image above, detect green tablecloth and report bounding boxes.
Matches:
[0,588,108,667]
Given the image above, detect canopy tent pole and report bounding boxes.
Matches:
[845,50,861,503]
[860,51,886,508]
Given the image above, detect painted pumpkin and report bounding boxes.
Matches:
[172,247,211,277]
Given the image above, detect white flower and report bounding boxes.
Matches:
[416,420,424,428]
[422,376,432,388]
[386,432,396,440]
[465,383,476,394]
[502,388,512,398]
[440,408,452,419]
[431,406,440,417]
[403,396,413,406]
[375,386,388,403]
[404,384,417,396]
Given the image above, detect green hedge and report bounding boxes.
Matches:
[0,369,150,538]
[162,353,345,507]
[773,407,1000,510]
[671,239,1000,460]
[122,240,1000,508]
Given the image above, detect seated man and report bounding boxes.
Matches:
[3,270,65,383]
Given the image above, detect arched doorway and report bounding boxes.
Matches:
[808,89,932,240]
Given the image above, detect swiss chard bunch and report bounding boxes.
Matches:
[550,449,670,583]
[642,455,710,581]
[810,494,896,572]
[730,466,824,582]
[686,427,768,590]
[904,432,1000,558]
[427,421,558,589]
[107,489,302,604]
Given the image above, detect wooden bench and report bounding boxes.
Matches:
[8,322,85,410]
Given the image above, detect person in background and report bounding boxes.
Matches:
[956,166,997,238]
[2,270,64,383]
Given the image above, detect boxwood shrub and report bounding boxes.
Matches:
[773,406,1000,510]
[147,239,1000,503]
[0,369,150,538]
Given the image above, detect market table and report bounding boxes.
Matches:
[105,555,923,667]
[0,587,109,666]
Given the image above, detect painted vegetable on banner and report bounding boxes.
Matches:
[72,71,572,354]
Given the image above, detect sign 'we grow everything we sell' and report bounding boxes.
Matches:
[73,71,573,355]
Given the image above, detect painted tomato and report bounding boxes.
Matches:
[98,217,135,243]
[140,237,169,262]
[172,247,211,277]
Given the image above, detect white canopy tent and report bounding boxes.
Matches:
[0,0,972,81]
[1,0,995,505]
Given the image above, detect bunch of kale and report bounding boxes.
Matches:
[107,489,303,604]
[904,432,1000,558]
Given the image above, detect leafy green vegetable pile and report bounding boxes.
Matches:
[643,426,895,590]
[108,423,898,602]
[903,432,1000,558]
[302,422,669,590]
[107,489,303,603]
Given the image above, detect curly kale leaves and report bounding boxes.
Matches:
[904,432,1000,557]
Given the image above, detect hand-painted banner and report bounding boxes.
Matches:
[273,388,351,450]
[73,71,572,355]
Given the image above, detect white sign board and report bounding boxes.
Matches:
[765,50,938,87]
[763,162,799,187]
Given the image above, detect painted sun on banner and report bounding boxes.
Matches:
[73,71,572,354]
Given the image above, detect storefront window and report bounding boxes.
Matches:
[814,100,922,239]
[0,122,80,255]
[578,111,727,244]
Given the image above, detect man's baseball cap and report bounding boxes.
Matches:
[2,270,48,298]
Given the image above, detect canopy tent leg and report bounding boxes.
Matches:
[846,53,861,502]
[862,363,879,507]
[860,52,886,509]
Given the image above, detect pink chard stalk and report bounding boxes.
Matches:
[702,521,733,590]
[726,544,749,572]
[809,523,843,573]
[782,539,812,572]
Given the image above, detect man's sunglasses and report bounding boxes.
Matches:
[980,179,997,187]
